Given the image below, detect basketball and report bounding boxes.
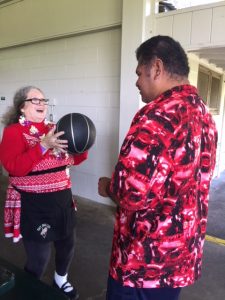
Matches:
[56,113,96,154]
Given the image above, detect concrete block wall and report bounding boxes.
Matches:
[0,28,121,205]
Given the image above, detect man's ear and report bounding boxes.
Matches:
[152,58,164,80]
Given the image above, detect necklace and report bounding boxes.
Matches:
[19,115,51,138]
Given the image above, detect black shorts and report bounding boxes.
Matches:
[20,188,76,242]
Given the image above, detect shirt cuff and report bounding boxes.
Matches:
[40,144,48,154]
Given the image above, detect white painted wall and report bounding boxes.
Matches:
[0,0,122,48]
[0,29,121,204]
[154,1,225,49]
[172,0,223,9]
[153,2,225,176]
[0,0,122,205]
[119,0,147,147]
[1,0,225,205]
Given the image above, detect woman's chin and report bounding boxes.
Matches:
[29,117,46,123]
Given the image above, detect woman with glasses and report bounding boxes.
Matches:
[0,86,87,300]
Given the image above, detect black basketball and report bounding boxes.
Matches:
[56,113,96,154]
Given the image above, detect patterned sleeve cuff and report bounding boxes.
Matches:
[40,144,48,154]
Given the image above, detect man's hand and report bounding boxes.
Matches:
[98,177,111,197]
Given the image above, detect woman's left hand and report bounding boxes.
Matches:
[40,125,68,152]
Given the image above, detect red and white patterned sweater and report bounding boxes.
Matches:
[109,85,217,288]
[0,120,87,242]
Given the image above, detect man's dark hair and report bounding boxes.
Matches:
[136,35,189,77]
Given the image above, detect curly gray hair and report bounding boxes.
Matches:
[1,86,44,126]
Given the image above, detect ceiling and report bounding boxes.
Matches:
[189,46,225,71]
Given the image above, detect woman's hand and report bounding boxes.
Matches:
[40,125,68,152]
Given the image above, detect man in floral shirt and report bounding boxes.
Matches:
[98,35,217,300]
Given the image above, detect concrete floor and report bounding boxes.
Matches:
[0,172,225,300]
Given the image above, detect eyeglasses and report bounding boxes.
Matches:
[25,98,49,105]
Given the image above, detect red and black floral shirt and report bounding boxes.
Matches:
[109,85,217,288]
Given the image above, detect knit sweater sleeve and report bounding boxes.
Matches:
[0,125,43,176]
[73,151,88,165]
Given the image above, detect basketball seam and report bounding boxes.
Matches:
[70,114,79,153]
[58,113,93,154]
[70,114,90,153]
[82,116,90,153]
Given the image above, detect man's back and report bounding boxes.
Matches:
[98,35,218,300]
[109,84,217,288]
